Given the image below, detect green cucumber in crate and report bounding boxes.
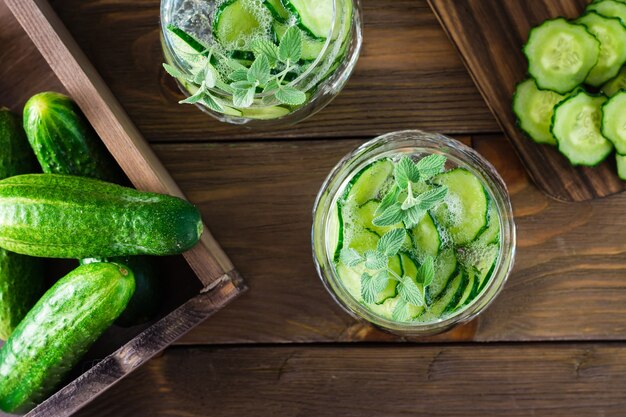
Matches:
[0,262,135,413]
[22,92,122,182]
[0,108,44,341]
[25,92,161,326]
[0,174,203,258]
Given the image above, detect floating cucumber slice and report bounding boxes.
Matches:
[342,159,394,205]
[213,0,265,50]
[264,0,289,22]
[425,248,458,304]
[240,105,291,120]
[166,25,208,73]
[455,271,479,310]
[617,154,626,180]
[524,18,600,93]
[513,78,568,145]
[353,201,411,248]
[283,0,334,40]
[427,271,467,317]
[399,252,419,281]
[601,90,626,154]
[551,91,613,166]
[576,12,626,86]
[410,212,441,258]
[368,295,425,322]
[472,201,500,247]
[431,168,489,246]
[602,65,626,96]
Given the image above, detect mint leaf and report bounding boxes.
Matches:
[193,67,206,84]
[251,38,279,66]
[364,250,388,270]
[229,69,249,82]
[397,276,424,306]
[340,248,364,267]
[179,85,206,104]
[419,256,435,288]
[231,80,255,90]
[403,206,426,229]
[224,58,247,71]
[395,156,420,189]
[417,185,448,210]
[373,203,404,227]
[275,86,306,105]
[248,54,271,86]
[200,94,224,112]
[401,182,419,210]
[372,270,390,292]
[416,154,446,180]
[204,65,217,88]
[377,228,406,257]
[232,86,255,108]
[392,298,410,321]
[278,25,302,63]
[163,63,186,80]
[361,272,377,304]
[376,185,400,216]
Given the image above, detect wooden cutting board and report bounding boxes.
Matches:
[427,0,626,202]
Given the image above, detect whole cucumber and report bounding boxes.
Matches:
[23,92,122,182]
[0,174,203,258]
[0,108,44,340]
[0,262,135,413]
[24,92,162,326]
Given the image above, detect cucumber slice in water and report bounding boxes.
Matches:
[213,0,265,50]
[353,201,412,249]
[617,154,626,180]
[166,25,208,73]
[410,212,441,258]
[400,252,419,282]
[368,296,425,322]
[283,0,334,40]
[524,18,600,93]
[240,105,291,120]
[602,65,626,96]
[513,78,568,145]
[472,201,500,247]
[431,168,489,246]
[587,0,626,25]
[425,248,458,303]
[426,271,467,318]
[576,12,626,86]
[342,159,394,205]
[264,0,290,22]
[455,271,479,310]
[551,91,613,166]
[601,90,626,154]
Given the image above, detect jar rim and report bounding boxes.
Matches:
[311,130,517,336]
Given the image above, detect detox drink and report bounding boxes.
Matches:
[313,131,516,335]
[160,0,362,125]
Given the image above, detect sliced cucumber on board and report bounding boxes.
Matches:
[551,91,613,166]
[576,12,626,86]
[587,0,626,25]
[602,65,626,96]
[512,78,569,145]
[431,168,489,246]
[524,18,600,93]
[601,90,626,154]
[617,153,626,180]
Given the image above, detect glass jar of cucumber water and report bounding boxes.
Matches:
[312,131,516,336]
[160,0,362,126]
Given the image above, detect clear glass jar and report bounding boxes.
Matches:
[312,130,517,336]
[160,0,363,127]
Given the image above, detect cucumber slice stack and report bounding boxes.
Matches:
[514,0,626,176]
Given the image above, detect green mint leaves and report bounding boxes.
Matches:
[373,155,448,229]
[340,154,451,321]
[163,25,308,111]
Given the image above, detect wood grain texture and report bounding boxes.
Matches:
[139,135,626,344]
[4,0,236,288]
[44,0,499,141]
[427,0,626,202]
[75,343,626,417]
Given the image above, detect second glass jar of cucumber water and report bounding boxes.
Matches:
[160,0,363,126]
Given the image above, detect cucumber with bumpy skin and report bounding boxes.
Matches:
[512,78,569,145]
[601,90,626,154]
[0,262,135,413]
[551,90,613,166]
[0,174,203,258]
[587,0,626,25]
[524,18,600,93]
[617,154,626,180]
[0,109,44,341]
[602,65,626,96]
[23,92,121,182]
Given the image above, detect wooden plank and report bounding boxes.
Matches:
[45,0,499,140]
[140,135,626,344]
[427,0,626,202]
[4,0,236,288]
[75,343,626,417]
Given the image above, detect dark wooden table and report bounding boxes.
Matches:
[2,0,626,415]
